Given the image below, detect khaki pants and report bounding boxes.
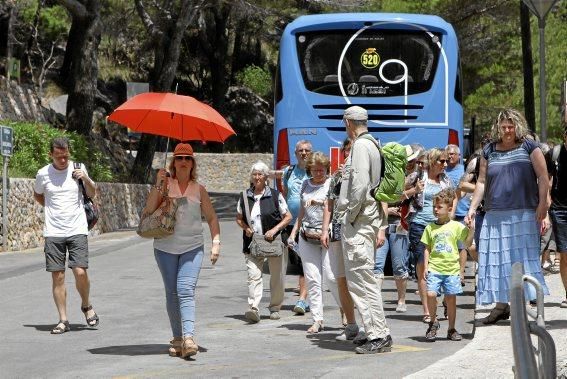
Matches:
[342,222,390,340]
[245,251,287,312]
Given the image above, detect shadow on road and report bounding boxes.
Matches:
[87,344,208,355]
[23,324,96,333]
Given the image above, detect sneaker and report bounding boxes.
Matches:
[425,320,440,341]
[269,311,280,320]
[447,328,462,341]
[560,299,567,309]
[395,303,407,313]
[293,300,308,315]
[245,308,260,323]
[354,335,393,354]
[335,324,359,341]
[352,328,367,345]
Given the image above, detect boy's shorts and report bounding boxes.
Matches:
[426,273,462,295]
[45,235,89,272]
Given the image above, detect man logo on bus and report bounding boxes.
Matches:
[361,48,380,69]
[347,83,359,96]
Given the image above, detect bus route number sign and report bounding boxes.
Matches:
[361,48,380,69]
[1,126,14,157]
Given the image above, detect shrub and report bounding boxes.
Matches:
[5,121,114,182]
[235,65,272,99]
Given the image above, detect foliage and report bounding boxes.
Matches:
[235,65,272,98]
[20,1,70,41]
[7,121,114,182]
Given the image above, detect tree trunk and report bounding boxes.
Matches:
[58,0,102,136]
[520,1,536,133]
[131,0,202,183]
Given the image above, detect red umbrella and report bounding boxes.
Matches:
[108,92,235,143]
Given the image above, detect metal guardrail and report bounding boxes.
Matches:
[510,262,556,379]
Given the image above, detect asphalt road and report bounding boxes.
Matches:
[0,221,476,378]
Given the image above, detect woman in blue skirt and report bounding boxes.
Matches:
[465,109,550,324]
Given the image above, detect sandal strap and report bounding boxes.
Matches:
[81,305,93,313]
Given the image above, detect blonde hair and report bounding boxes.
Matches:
[491,108,529,143]
[427,148,447,168]
[306,151,330,176]
[433,188,456,206]
[168,155,197,181]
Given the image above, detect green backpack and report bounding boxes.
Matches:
[372,142,408,203]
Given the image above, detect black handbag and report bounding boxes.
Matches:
[330,220,342,242]
[74,163,99,230]
[78,180,98,230]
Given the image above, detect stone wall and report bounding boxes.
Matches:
[1,152,275,252]
[0,77,47,122]
[2,178,149,251]
[153,153,274,191]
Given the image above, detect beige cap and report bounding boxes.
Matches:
[343,106,368,121]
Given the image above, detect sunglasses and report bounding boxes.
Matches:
[296,149,312,153]
[437,159,448,164]
[175,156,193,161]
[416,161,426,165]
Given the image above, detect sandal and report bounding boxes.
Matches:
[169,337,182,357]
[51,320,70,334]
[482,305,510,325]
[81,305,99,327]
[422,315,431,324]
[307,321,323,334]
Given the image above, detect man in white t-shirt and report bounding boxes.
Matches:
[33,137,98,334]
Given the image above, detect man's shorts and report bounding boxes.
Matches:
[45,235,89,272]
[540,226,556,253]
[284,225,304,276]
[550,209,567,252]
[426,273,462,295]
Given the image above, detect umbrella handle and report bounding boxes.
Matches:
[164,137,170,169]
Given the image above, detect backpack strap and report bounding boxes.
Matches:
[283,164,295,193]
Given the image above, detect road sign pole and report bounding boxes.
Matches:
[2,155,7,249]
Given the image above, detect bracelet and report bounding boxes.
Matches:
[212,239,221,245]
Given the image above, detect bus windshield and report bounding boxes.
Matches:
[296,30,442,97]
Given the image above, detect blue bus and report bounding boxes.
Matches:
[274,13,463,172]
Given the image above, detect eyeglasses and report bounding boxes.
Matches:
[437,159,448,164]
[175,156,193,161]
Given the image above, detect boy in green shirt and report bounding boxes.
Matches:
[421,188,474,341]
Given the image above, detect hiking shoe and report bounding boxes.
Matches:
[335,324,359,341]
[561,299,567,308]
[269,311,280,320]
[447,328,462,341]
[395,303,407,313]
[354,335,393,354]
[425,320,440,341]
[245,308,260,323]
[352,328,367,345]
[293,300,308,315]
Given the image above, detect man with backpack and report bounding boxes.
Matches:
[547,128,567,308]
[337,106,392,354]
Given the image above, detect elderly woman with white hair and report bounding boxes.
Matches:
[236,161,292,323]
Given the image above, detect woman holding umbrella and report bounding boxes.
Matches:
[143,142,221,359]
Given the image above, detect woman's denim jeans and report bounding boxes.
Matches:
[154,246,204,337]
[374,232,409,279]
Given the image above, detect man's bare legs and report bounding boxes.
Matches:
[337,277,355,323]
[72,267,96,320]
[52,271,68,322]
